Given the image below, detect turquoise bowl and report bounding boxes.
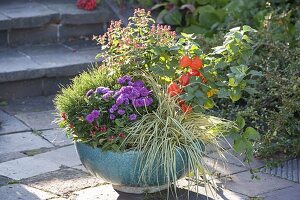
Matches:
[75,142,190,187]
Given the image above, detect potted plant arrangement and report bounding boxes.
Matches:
[54,9,260,196]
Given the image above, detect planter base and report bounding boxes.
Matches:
[112,184,169,194]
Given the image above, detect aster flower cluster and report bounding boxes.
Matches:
[81,75,154,149]
[84,75,154,128]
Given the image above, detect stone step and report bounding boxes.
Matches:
[0,0,116,46]
[0,40,101,99]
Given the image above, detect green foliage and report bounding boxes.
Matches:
[94,10,259,112]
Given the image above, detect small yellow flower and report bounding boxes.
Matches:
[207,89,219,97]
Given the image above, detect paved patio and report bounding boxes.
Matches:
[0,95,299,200]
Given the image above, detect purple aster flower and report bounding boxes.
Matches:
[139,87,150,97]
[117,109,125,115]
[109,108,115,113]
[113,90,121,99]
[128,88,140,100]
[85,114,94,123]
[124,98,130,105]
[86,89,94,97]
[116,94,127,105]
[133,80,144,88]
[91,110,100,118]
[120,86,133,94]
[117,75,132,85]
[111,104,118,111]
[109,114,116,120]
[102,91,114,100]
[127,81,134,86]
[96,87,110,94]
[129,114,137,121]
[145,97,153,106]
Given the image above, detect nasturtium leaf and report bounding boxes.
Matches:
[230,88,241,102]
[243,127,260,140]
[163,8,183,25]
[217,88,230,98]
[236,115,245,129]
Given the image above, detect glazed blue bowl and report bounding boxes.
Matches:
[75,142,191,187]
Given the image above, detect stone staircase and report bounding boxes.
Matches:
[0,0,118,99]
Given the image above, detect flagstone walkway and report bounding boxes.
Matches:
[0,95,299,200]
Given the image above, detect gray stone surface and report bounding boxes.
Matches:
[0,175,12,186]
[59,23,104,42]
[261,158,300,183]
[0,13,11,30]
[34,145,81,167]
[15,110,57,130]
[9,24,58,46]
[0,184,56,200]
[178,179,247,200]
[262,184,300,200]
[42,0,113,25]
[0,131,53,154]
[70,183,243,200]
[1,95,55,115]
[41,129,72,146]
[22,168,106,196]
[0,30,7,46]
[0,156,62,180]
[222,171,295,196]
[208,150,265,169]
[0,152,27,163]
[0,110,30,135]
[0,2,59,29]
[18,44,96,77]
[0,48,43,82]
[63,38,98,51]
[202,156,248,177]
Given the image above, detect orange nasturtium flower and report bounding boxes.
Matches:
[181,103,192,114]
[167,82,182,97]
[190,56,203,70]
[179,74,190,86]
[179,56,192,68]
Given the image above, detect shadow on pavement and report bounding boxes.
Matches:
[115,187,215,200]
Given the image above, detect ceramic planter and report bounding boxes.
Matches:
[75,142,190,194]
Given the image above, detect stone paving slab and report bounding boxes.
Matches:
[0,13,11,30]
[15,110,57,130]
[71,164,88,173]
[34,145,81,167]
[0,152,27,163]
[0,2,59,29]
[0,175,12,186]
[261,158,300,183]
[0,184,57,200]
[41,0,113,25]
[178,179,247,200]
[0,110,30,135]
[0,48,45,82]
[70,183,246,200]
[0,156,62,180]
[18,44,97,77]
[41,129,73,147]
[262,184,300,200]
[21,168,106,196]
[1,95,55,114]
[221,171,296,196]
[203,156,248,177]
[208,150,265,169]
[0,131,54,154]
